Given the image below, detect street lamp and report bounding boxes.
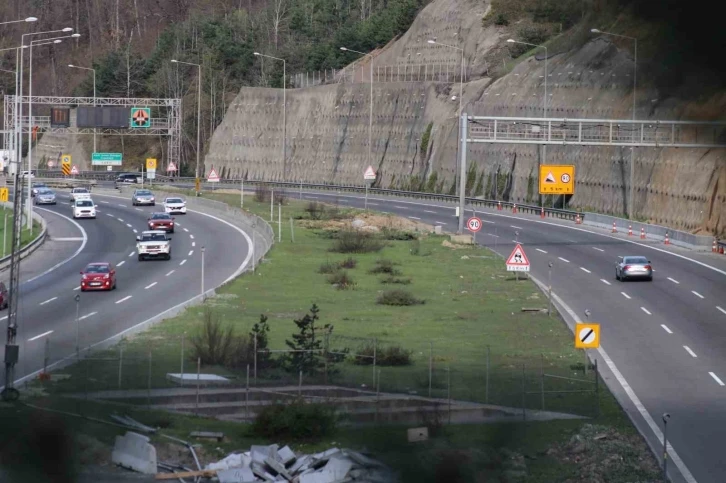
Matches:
[0,17,38,26]
[428,39,466,232]
[171,59,202,194]
[591,28,638,220]
[340,47,374,174]
[254,52,287,179]
[201,246,206,300]
[68,64,96,158]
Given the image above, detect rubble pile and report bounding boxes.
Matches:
[206,444,397,483]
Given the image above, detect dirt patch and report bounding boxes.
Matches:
[442,240,473,249]
[299,212,433,233]
[75,434,112,466]
[154,441,211,468]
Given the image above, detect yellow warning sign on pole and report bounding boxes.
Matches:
[0,187,8,203]
[575,323,600,349]
[61,154,72,176]
[539,165,575,195]
[146,158,157,171]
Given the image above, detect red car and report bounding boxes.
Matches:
[80,263,117,291]
[147,213,175,233]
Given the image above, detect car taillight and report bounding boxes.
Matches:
[644,265,651,270]
[623,265,631,271]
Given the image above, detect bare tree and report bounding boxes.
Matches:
[270,0,288,49]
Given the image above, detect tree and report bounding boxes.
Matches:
[250,314,273,369]
[284,304,332,376]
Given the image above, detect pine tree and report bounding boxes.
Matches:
[285,304,332,375]
[250,314,272,368]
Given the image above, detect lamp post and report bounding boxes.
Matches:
[0,17,38,27]
[662,413,670,482]
[506,38,548,207]
[340,47,374,174]
[0,46,27,182]
[171,59,202,194]
[428,39,465,232]
[201,246,206,300]
[591,29,637,220]
[253,52,286,179]
[67,63,96,159]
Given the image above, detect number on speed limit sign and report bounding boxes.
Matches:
[467,217,482,233]
[560,173,571,183]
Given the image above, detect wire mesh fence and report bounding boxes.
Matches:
[290,63,469,88]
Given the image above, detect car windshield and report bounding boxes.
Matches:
[625,257,648,264]
[39,189,53,195]
[136,190,152,196]
[74,188,89,194]
[84,264,109,273]
[151,213,171,220]
[33,183,47,188]
[76,200,93,207]
[141,233,167,242]
[166,198,183,204]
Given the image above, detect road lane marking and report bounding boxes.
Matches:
[621,292,631,299]
[129,252,135,257]
[189,234,194,239]
[718,306,726,315]
[668,277,679,284]
[180,259,187,266]
[558,257,570,263]
[600,279,611,285]
[28,330,53,342]
[641,307,652,315]
[126,223,133,228]
[192,242,196,247]
[117,218,124,222]
[592,247,605,252]
[692,291,704,299]
[580,267,591,273]
[408,216,421,220]
[536,248,547,253]
[133,229,138,233]
[435,221,447,225]
[78,312,97,321]
[73,286,81,291]
[115,295,132,304]
[510,225,523,229]
[117,261,125,267]
[39,297,57,306]
[106,213,114,217]
[101,201,109,204]
[166,270,175,276]
[117,203,125,207]
[394,205,409,209]
[188,250,193,256]
[684,346,697,358]
[423,210,437,214]
[135,207,143,211]
[709,372,725,386]
[183,228,189,232]
[145,282,157,289]
[52,237,84,241]
[512,240,519,243]
[368,202,378,206]
[661,324,673,334]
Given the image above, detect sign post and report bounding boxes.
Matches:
[146,158,157,181]
[467,216,482,244]
[363,165,376,210]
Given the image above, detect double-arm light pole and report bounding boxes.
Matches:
[171,59,202,193]
[67,63,96,158]
[340,47,374,174]
[254,52,287,179]
[591,29,637,220]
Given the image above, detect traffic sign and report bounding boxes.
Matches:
[167,161,177,172]
[539,165,575,195]
[363,165,376,181]
[92,152,123,166]
[0,187,8,203]
[106,166,113,172]
[575,323,600,349]
[70,165,79,175]
[130,107,151,128]
[61,154,71,175]
[47,160,56,168]
[466,217,482,232]
[207,167,220,183]
[505,243,530,272]
[146,158,157,171]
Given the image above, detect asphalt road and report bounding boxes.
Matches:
[1,189,251,387]
[280,187,724,483]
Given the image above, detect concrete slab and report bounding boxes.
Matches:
[277,446,296,466]
[324,456,353,479]
[206,453,251,471]
[166,373,231,385]
[111,432,157,475]
[299,470,337,483]
[407,427,429,442]
[217,467,257,483]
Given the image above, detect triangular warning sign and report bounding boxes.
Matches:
[167,161,177,172]
[506,243,530,266]
[363,165,376,179]
[207,167,220,182]
[70,165,79,175]
[544,172,556,183]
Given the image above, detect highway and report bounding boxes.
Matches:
[2,188,251,386]
[282,187,724,483]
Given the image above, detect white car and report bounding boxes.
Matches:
[22,171,35,179]
[163,197,187,214]
[72,199,96,219]
[136,230,171,261]
[70,187,92,202]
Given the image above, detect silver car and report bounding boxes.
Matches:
[615,256,653,281]
[34,188,57,205]
[132,189,156,206]
[31,183,48,197]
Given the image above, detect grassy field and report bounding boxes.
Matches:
[0,206,43,257]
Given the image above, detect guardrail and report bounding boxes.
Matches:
[0,203,48,273]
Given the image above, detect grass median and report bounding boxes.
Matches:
[0,206,44,257]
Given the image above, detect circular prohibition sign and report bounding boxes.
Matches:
[467,216,483,232]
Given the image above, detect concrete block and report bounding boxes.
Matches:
[407,427,429,442]
[434,225,443,234]
[289,455,311,474]
[265,457,292,481]
[111,431,157,475]
[217,467,257,483]
[324,456,353,479]
[449,234,473,245]
[300,470,337,483]
[206,453,251,471]
[166,373,231,385]
[277,446,296,466]
[251,445,279,464]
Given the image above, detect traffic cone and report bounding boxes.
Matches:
[497,201,502,211]
[713,239,718,253]
[640,228,646,239]
[540,207,545,219]
[664,232,670,245]
[628,225,633,236]
[576,214,582,224]
[512,204,517,214]
[612,222,617,233]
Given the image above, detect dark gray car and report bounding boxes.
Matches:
[615,256,653,281]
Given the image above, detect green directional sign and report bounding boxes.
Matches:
[92,152,123,166]
[130,107,151,128]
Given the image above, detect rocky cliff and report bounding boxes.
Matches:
[204,0,726,236]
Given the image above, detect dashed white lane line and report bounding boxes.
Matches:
[28,330,53,342]
[592,247,605,252]
[580,267,591,273]
[661,324,673,334]
[117,218,124,222]
[408,216,421,220]
[117,261,125,267]
[39,297,57,306]
[368,202,379,206]
[117,203,125,207]
[101,201,109,204]
[709,372,725,386]
[600,279,611,285]
[183,228,189,232]
[668,277,680,284]
[511,239,519,243]
[691,291,704,299]
[558,257,570,263]
[489,233,499,237]
[78,312,97,321]
[189,234,194,239]
[180,259,187,266]
[394,205,409,209]
[641,307,652,315]
[536,248,547,254]
[166,270,175,276]
[145,282,157,289]
[115,295,132,304]
[423,210,437,214]
[683,346,697,358]
[718,306,726,315]
[435,221,447,225]
[135,208,143,211]
[106,213,114,217]
[126,223,133,228]
[510,225,523,229]
[73,286,81,291]
[621,292,631,299]
[133,229,138,234]
[192,242,196,247]
[188,250,193,256]
[128,251,135,257]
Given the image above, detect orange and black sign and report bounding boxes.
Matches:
[130,107,151,128]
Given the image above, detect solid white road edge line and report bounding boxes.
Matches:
[145,282,157,289]
[28,330,53,342]
[683,346,697,358]
[28,208,89,284]
[621,292,631,299]
[709,372,725,386]
[661,324,673,334]
[78,312,97,321]
[691,291,704,299]
[39,297,57,306]
[115,295,132,304]
[600,279,611,285]
[641,307,652,315]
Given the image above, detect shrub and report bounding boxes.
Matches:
[409,239,421,255]
[327,270,355,289]
[381,275,411,285]
[318,261,339,274]
[190,308,236,366]
[339,257,357,269]
[305,201,325,220]
[330,230,384,253]
[369,259,401,276]
[251,400,337,440]
[255,183,271,203]
[274,190,288,205]
[353,343,413,366]
[227,334,256,369]
[380,228,418,240]
[494,13,509,25]
[377,290,425,306]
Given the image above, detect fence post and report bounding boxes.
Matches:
[117,347,123,389]
[594,358,600,418]
[270,190,274,221]
[485,345,490,404]
[43,338,49,376]
[298,370,303,397]
[180,333,185,383]
[246,364,250,420]
[324,332,329,385]
[278,203,282,243]
[373,337,377,387]
[447,366,451,425]
[428,341,433,398]
[375,369,381,423]
[196,357,201,416]
[290,217,295,243]
[147,350,152,406]
[521,363,526,421]
[254,333,258,385]
[540,354,545,410]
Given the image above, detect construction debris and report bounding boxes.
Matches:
[112,431,158,475]
[191,431,225,442]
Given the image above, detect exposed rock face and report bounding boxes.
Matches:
[203,0,725,236]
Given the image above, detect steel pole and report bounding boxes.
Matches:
[457,114,467,233]
[195,64,201,194]
[662,417,668,481]
[93,68,97,157]
[283,60,286,180]
[201,247,205,299]
[629,38,637,220]
[368,56,373,170]
[26,45,33,230]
